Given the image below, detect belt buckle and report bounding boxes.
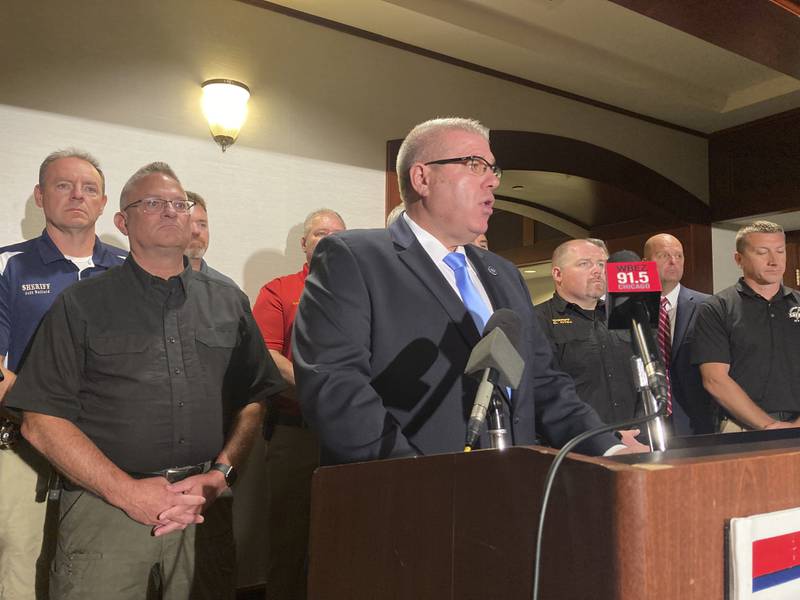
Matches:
[163,465,202,483]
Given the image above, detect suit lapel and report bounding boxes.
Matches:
[465,244,510,312]
[672,286,694,360]
[391,219,481,346]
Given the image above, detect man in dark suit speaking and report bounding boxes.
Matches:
[293,118,643,465]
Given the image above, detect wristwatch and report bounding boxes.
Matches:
[210,462,237,487]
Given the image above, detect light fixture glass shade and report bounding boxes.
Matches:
[201,79,250,152]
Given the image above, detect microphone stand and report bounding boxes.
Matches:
[631,356,667,451]
[628,308,669,452]
[486,390,511,450]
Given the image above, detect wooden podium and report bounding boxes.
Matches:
[307,433,800,599]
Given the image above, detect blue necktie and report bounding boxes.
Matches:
[443,251,491,333]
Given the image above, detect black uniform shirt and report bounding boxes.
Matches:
[535,293,639,424]
[691,278,800,413]
[6,256,285,473]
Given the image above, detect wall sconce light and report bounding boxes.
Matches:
[201,79,250,152]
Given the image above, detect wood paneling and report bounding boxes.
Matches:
[599,223,713,294]
[710,108,800,221]
[783,232,800,289]
[610,0,800,79]
[490,131,710,225]
[309,441,800,599]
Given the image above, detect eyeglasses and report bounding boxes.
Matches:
[424,155,502,179]
[124,197,195,214]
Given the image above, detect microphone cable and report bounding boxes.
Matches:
[531,401,667,600]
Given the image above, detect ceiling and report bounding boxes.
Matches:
[258,0,799,241]
[257,0,800,134]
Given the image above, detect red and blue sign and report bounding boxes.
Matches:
[752,530,800,592]
[729,508,800,599]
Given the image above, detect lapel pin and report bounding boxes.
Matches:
[487,265,498,276]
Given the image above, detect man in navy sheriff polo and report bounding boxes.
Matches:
[0,149,126,599]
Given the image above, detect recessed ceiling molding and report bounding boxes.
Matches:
[494,197,589,239]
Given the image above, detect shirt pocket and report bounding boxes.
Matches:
[86,334,152,378]
[196,326,239,381]
[550,327,595,370]
[196,327,238,349]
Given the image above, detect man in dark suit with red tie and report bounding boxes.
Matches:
[644,233,715,435]
[292,117,647,465]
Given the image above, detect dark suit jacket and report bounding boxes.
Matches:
[292,218,618,465]
[670,285,716,435]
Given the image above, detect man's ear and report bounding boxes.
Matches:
[552,266,562,286]
[34,184,44,209]
[409,163,431,200]
[114,212,129,237]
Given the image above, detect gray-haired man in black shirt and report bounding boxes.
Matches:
[6,162,285,599]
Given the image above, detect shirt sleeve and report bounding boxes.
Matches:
[4,293,84,420]
[690,296,731,366]
[252,279,286,353]
[225,295,287,409]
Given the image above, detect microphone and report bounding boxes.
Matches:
[463,309,524,451]
[605,250,669,449]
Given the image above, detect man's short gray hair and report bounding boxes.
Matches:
[396,117,490,205]
[303,209,345,235]
[119,162,182,209]
[552,238,608,267]
[186,190,206,211]
[736,220,784,253]
[39,148,105,192]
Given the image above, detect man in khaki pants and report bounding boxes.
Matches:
[0,149,126,599]
[5,162,284,599]
[693,221,800,432]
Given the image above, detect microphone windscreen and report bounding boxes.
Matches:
[482,308,522,351]
[608,249,641,263]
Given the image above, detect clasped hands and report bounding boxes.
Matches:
[118,469,228,537]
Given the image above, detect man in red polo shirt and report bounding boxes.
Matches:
[253,208,345,600]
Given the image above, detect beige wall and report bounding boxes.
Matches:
[1,0,712,588]
[1,0,710,303]
[711,225,741,293]
[527,277,556,306]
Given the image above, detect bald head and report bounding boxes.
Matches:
[643,233,684,294]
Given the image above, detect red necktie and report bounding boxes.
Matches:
[657,296,673,414]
